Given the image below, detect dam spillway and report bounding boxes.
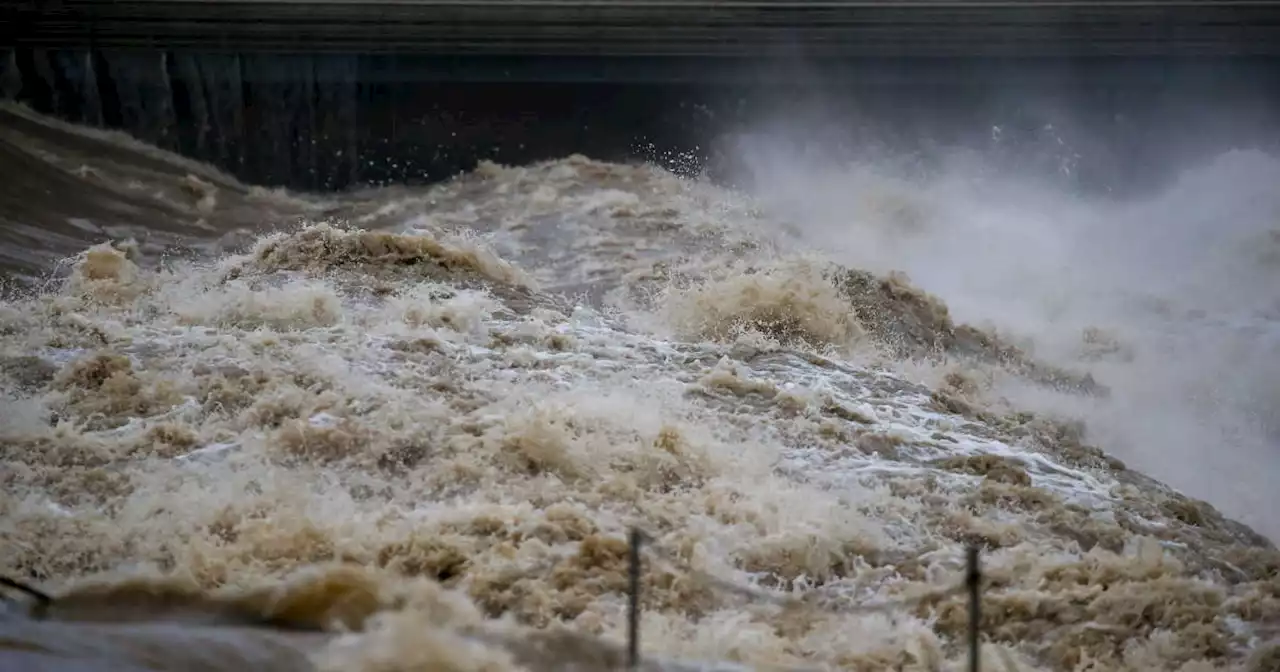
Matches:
[3,4,1280,672]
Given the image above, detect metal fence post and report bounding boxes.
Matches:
[966,545,981,672]
[628,527,643,670]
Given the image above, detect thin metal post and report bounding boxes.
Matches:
[628,527,643,670]
[966,545,982,672]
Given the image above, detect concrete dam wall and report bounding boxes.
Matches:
[4,1,1280,193]
[12,0,1280,58]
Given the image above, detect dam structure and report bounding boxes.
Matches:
[4,0,1280,192]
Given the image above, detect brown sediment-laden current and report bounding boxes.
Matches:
[1,101,1278,671]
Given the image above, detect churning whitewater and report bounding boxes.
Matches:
[0,101,1277,672]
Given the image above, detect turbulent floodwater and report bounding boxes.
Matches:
[1,101,1278,671]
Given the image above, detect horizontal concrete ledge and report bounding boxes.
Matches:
[10,0,1280,57]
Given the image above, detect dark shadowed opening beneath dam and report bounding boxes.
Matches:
[5,50,1280,197]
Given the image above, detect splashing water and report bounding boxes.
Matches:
[1,102,1278,672]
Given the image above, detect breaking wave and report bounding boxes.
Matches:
[1,102,1278,671]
